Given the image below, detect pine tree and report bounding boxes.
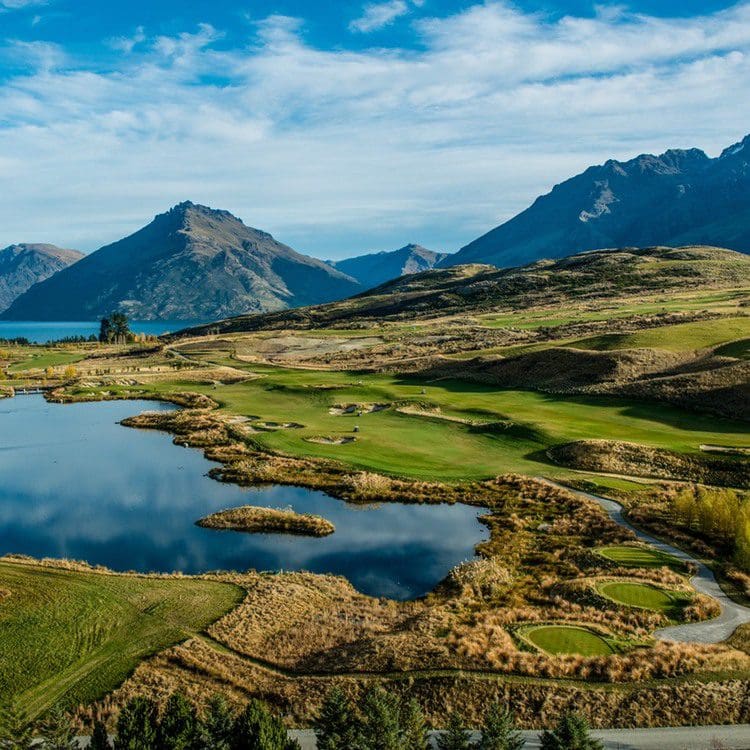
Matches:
[38,707,80,749]
[476,703,524,750]
[229,699,293,750]
[89,719,111,750]
[436,712,471,750]
[114,697,159,750]
[399,698,429,750]
[314,689,360,750]
[157,693,198,750]
[358,688,402,750]
[199,695,234,750]
[539,713,602,750]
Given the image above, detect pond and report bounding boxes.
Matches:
[0,395,487,599]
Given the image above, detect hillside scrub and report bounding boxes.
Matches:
[547,440,750,488]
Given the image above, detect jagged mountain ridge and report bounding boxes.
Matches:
[1,203,361,321]
[447,134,750,268]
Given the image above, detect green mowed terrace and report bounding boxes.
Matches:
[520,625,616,657]
[0,561,242,717]
[564,316,750,354]
[596,581,691,617]
[134,363,750,482]
[596,545,687,573]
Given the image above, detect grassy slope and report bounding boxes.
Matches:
[0,562,243,717]
[135,365,750,482]
[7,350,86,373]
[565,317,750,353]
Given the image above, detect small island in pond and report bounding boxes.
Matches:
[196,505,335,537]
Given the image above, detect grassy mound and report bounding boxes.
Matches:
[197,505,335,537]
[597,581,690,616]
[0,560,243,717]
[520,625,615,656]
[597,545,686,572]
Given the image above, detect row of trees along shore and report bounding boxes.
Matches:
[0,688,603,750]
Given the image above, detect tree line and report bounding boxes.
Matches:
[0,688,603,750]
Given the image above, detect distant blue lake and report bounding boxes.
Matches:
[0,320,207,343]
[0,396,486,599]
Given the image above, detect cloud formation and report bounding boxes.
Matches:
[349,1,411,33]
[0,1,749,257]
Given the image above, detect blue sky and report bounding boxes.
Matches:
[0,0,749,258]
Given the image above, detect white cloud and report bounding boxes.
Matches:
[349,1,411,33]
[0,2,749,258]
[109,26,146,54]
[0,0,48,9]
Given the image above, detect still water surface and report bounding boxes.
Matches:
[0,396,486,598]
[0,321,205,343]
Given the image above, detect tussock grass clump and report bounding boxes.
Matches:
[197,506,335,537]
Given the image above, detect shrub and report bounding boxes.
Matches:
[114,697,158,750]
[437,711,472,750]
[539,713,602,750]
[156,693,198,750]
[476,703,524,750]
[314,689,360,750]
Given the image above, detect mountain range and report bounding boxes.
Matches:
[329,244,448,289]
[1,203,360,321]
[2,133,749,322]
[0,244,83,314]
[446,133,750,268]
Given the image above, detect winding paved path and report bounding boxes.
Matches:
[543,480,750,643]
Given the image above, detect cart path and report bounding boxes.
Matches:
[542,479,750,643]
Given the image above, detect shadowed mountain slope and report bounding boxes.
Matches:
[0,244,82,314]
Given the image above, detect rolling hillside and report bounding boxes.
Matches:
[179,245,750,334]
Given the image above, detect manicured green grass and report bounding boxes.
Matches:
[597,545,686,572]
[7,350,85,373]
[596,581,690,616]
[126,363,750,482]
[521,625,615,656]
[0,562,243,717]
[565,317,750,353]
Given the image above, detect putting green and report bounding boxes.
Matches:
[597,545,686,572]
[521,625,615,656]
[597,581,689,615]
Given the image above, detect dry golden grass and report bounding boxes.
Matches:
[197,506,335,537]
